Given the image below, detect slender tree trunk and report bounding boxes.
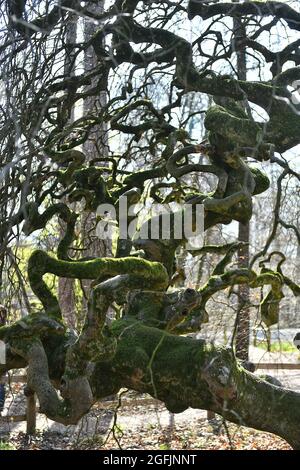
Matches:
[232,5,250,361]
[295,224,300,326]
[236,222,250,360]
[58,13,77,328]
[82,0,108,261]
[81,2,110,310]
[83,3,108,160]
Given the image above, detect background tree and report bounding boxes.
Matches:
[58,11,78,328]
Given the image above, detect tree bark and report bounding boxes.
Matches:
[81,1,110,311]
[232,6,251,361]
[58,13,77,328]
[236,222,250,360]
[93,320,300,449]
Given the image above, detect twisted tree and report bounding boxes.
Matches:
[0,0,299,448]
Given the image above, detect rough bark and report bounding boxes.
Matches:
[58,13,77,328]
[232,4,250,362]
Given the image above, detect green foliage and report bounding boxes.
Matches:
[256,341,297,353]
[0,441,16,450]
[159,443,170,450]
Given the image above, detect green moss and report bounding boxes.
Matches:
[250,167,270,195]
[205,105,261,151]
[27,250,169,317]
[0,441,16,450]
[28,251,61,318]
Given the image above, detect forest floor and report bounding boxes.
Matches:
[0,406,291,450]
[0,392,293,450]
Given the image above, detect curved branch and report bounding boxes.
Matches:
[188,1,300,32]
[27,250,169,317]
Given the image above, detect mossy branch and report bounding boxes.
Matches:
[27,250,169,317]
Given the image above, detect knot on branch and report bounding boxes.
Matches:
[201,347,238,404]
[126,288,202,331]
[2,313,65,344]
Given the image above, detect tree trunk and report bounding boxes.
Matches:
[295,223,300,326]
[58,272,76,329]
[81,1,110,310]
[236,222,250,360]
[232,6,250,361]
[81,0,108,261]
[91,321,300,450]
[58,13,77,328]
